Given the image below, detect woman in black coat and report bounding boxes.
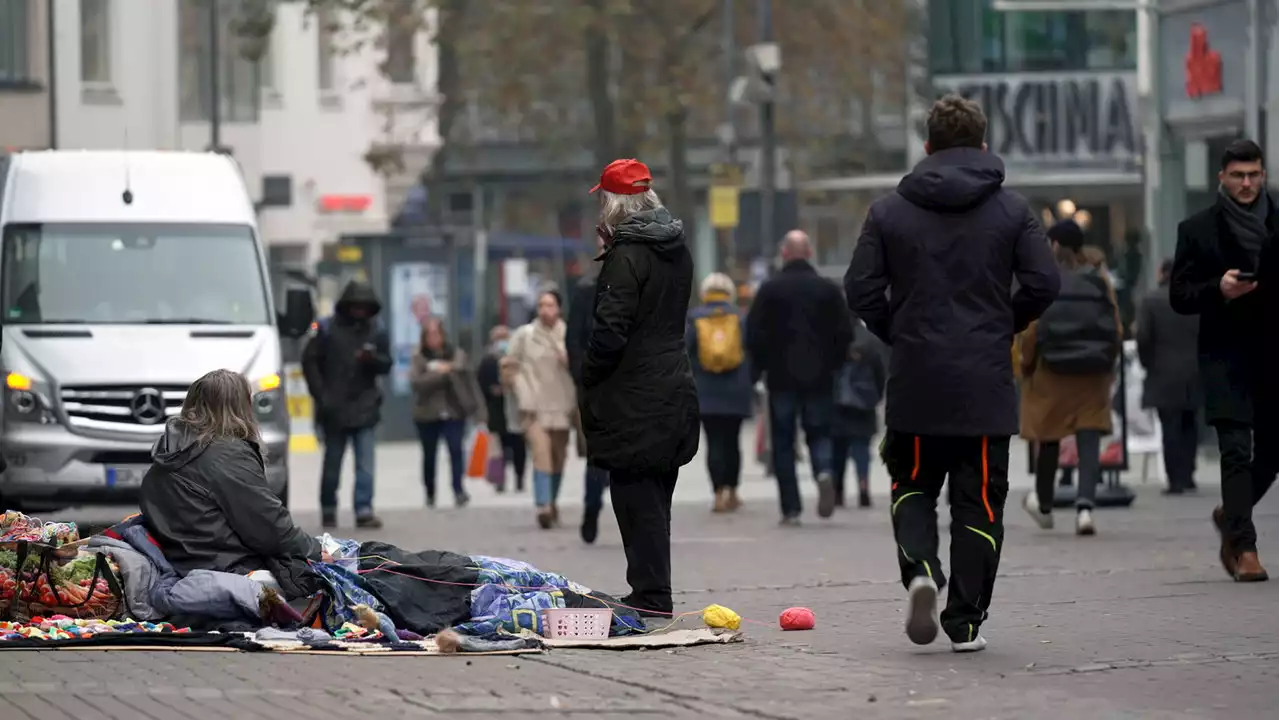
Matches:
[580,158,700,617]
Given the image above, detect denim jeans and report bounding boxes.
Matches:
[769,389,835,517]
[416,419,467,502]
[320,426,376,515]
[831,435,872,502]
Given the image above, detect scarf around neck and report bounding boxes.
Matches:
[1219,185,1269,266]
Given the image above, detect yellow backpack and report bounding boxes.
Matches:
[694,309,744,373]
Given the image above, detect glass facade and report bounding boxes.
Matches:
[930,0,1137,75]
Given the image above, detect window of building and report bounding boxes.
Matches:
[79,0,112,84]
[384,10,416,84]
[316,6,336,93]
[0,0,31,83]
[178,0,260,123]
[929,0,1136,75]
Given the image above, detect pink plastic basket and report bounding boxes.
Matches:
[540,608,613,639]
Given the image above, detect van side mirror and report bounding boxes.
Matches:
[279,288,315,339]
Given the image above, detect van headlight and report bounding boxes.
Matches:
[5,372,55,425]
[253,373,283,418]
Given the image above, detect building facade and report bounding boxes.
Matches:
[0,0,53,151]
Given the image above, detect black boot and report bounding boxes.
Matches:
[581,505,601,544]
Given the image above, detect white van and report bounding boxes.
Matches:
[0,150,314,511]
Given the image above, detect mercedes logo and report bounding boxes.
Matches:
[130,388,166,425]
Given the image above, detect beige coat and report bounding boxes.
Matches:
[1018,276,1123,442]
[501,320,576,430]
[409,348,486,424]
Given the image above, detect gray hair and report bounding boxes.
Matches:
[599,189,663,233]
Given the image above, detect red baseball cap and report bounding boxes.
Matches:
[589,159,652,195]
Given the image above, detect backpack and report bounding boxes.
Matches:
[835,353,882,410]
[1035,267,1120,375]
[694,308,745,374]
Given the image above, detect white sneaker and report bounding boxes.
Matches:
[1076,508,1096,536]
[1023,492,1053,529]
[904,576,939,645]
[952,634,987,653]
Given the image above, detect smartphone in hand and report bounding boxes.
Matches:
[1236,271,1258,282]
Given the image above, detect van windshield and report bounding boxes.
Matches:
[1,223,271,325]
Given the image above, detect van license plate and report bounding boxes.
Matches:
[105,466,147,488]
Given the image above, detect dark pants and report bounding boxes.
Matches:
[884,431,1009,643]
[701,415,744,490]
[584,463,610,513]
[832,435,872,503]
[501,432,527,491]
[320,426,376,515]
[610,469,679,613]
[416,420,466,503]
[769,389,835,518]
[1158,408,1199,491]
[1034,431,1101,512]
[1214,417,1278,554]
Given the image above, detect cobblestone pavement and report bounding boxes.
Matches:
[6,484,1275,719]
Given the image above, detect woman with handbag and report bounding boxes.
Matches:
[502,289,576,529]
[410,316,487,508]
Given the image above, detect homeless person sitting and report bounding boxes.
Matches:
[140,369,324,603]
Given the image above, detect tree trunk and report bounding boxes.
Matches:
[666,105,695,246]
[584,0,616,169]
[420,0,466,223]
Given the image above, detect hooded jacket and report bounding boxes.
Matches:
[302,281,393,430]
[845,147,1059,437]
[580,208,700,473]
[139,418,322,600]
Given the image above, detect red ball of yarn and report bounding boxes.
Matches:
[779,606,815,631]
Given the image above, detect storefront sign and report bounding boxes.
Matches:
[1185,24,1223,98]
[933,72,1138,168]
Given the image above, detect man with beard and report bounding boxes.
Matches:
[1171,139,1277,582]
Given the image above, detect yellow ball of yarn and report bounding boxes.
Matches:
[702,604,742,631]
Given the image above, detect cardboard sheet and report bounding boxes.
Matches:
[543,628,743,650]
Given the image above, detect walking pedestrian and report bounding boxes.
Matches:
[687,272,753,513]
[567,247,610,544]
[580,158,699,618]
[845,95,1059,652]
[302,280,392,530]
[1171,139,1276,582]
[831,315,887,509]
[746,231,852,525]
[1136,259,1202,495]
[477,325,526,492]
[1018,220,1123,536]
[410,316,486,508]
[504,290,577,529]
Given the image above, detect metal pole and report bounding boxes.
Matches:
[1138,0,1162,290]
[209,0,222,150]
[471,184,488,359]
[1244,0,1260,141]
[757,0,775,257]
[723,0,737,265]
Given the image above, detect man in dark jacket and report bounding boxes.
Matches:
[302,280,392,530]
[568,261,610,545]
[581,158,699,617]
[1137,258,1202,494]
[845,95,1059,653]
[746,231,853,524]
[1171,138,1276,583]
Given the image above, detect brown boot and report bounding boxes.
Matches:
[712,488,728,513]
[550,503,561,527]
[1212,507,1237,578]
[1234,552,1269,582]
[726,488,742,511]
[536,506,554,530]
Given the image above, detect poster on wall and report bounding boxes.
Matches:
[389,262,449,396]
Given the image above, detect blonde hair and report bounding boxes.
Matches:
[599,189,663,233]
[700,272,736,301]
[179,369,262,450]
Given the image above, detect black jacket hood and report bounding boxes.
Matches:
[151,418,209,471]
[896,147,1006,213]
[611,208,687,260]
[335,280,383,318]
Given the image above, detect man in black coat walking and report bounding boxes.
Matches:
[746,231,853,524]
[1171,139,1277,583]
[567,250,611,546]
[845,95,1059,653]
[1136,258,1201,494]
[302,280,393,530]
[580,158,699,617]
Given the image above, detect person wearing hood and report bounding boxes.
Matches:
[580,159,699,618]
[747,231,853,525]
[301,280,392,530]
[845,95,1059,653]
[141,369,323,601]
[1171,138,1277,583]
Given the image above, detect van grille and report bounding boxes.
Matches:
[60,385,187,430]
